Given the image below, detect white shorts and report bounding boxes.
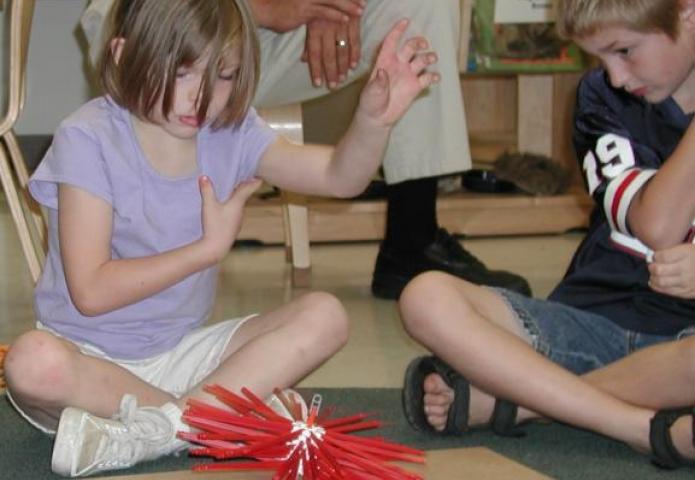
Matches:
[7,315,255,434]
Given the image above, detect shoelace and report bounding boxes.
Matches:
[436,230,486,269]
[98,395,174,468]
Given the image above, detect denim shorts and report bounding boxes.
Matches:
[494,288,695,375]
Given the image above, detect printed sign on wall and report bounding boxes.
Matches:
[494,0,556,24]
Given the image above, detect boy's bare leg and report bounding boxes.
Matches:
[6,292,348,430]
[399,271,680,455]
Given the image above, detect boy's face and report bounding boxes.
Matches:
[576,24,695,106]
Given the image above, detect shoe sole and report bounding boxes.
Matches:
[52,407,85,477]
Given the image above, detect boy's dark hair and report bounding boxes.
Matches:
[100,0,259,128]
[556,0,680,40]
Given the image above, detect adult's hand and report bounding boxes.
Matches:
[303,16,362,89]
[250,0,364,33]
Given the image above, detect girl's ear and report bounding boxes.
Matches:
[110,38,126,64]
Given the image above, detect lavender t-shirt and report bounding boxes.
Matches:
[29,97,277,360]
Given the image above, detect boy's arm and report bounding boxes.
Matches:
[256,20,439,197]
[627,123,695,249]
[574,71,695,252]
[58,177,260,317]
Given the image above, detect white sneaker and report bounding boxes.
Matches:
[266,389,308,422]
[51,395,187,477]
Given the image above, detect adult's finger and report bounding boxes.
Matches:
[347,16,361,69]
[336,22,351,81]
[319,0,364,17]
[320,27,339,89]
[305,27,325,86]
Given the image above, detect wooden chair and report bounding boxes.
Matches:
[0,0,38,389]
[257,105,311,288]
[0,0,44,286]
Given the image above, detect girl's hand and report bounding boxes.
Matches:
[356,19,440,129]
[199,176,262,263]
[648,243,695,298]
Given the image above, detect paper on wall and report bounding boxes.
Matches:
[493,0,557,24]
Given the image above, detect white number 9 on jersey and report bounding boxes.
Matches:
[583,134,636,195]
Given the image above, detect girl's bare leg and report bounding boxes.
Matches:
[5,331,175,430]
[5,292,348,429]
[182,291,349,408]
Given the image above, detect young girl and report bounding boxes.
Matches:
[3,0,439,477]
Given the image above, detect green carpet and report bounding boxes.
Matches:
[1,388,692,479]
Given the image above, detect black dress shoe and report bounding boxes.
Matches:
[371,228,532,300]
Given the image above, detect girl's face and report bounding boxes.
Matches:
[153,47,241,139]
[576,23,695,107]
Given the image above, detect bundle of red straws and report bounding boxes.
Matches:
[179,385,425,479]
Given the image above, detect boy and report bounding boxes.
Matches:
[400,0,695,469]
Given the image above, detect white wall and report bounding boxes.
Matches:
[2,0,96,135]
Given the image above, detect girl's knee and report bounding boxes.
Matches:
[5,330,76,399]
[295,291,349,351]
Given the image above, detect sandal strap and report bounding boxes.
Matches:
[402,356,471,435]
[649,407,693,469]
[428,357,470,434]
[490,399,525,437]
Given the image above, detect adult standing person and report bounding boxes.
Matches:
[81,0,531,300]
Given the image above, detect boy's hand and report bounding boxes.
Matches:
[250,0,364,33]
[356,19,440,129]
[648,244,695,298]
[199,176,262,263]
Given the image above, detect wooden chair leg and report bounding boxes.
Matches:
[0,138,42,283]
[258,104,311,287]
[4,129,44,244]
[282,191,311,288]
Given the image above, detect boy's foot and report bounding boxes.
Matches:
[371,229,532,300]
[402,355,523,437]
[51,395,186,478]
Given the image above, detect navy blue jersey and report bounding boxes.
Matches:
[549,68,695,335]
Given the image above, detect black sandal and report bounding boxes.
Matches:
[402,355,524,437]
[649,407,695,469]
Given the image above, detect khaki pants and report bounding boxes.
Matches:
[81,0,471,183]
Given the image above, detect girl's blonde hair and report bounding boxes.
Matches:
[101,0,259,128]
[556,0,680,39]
